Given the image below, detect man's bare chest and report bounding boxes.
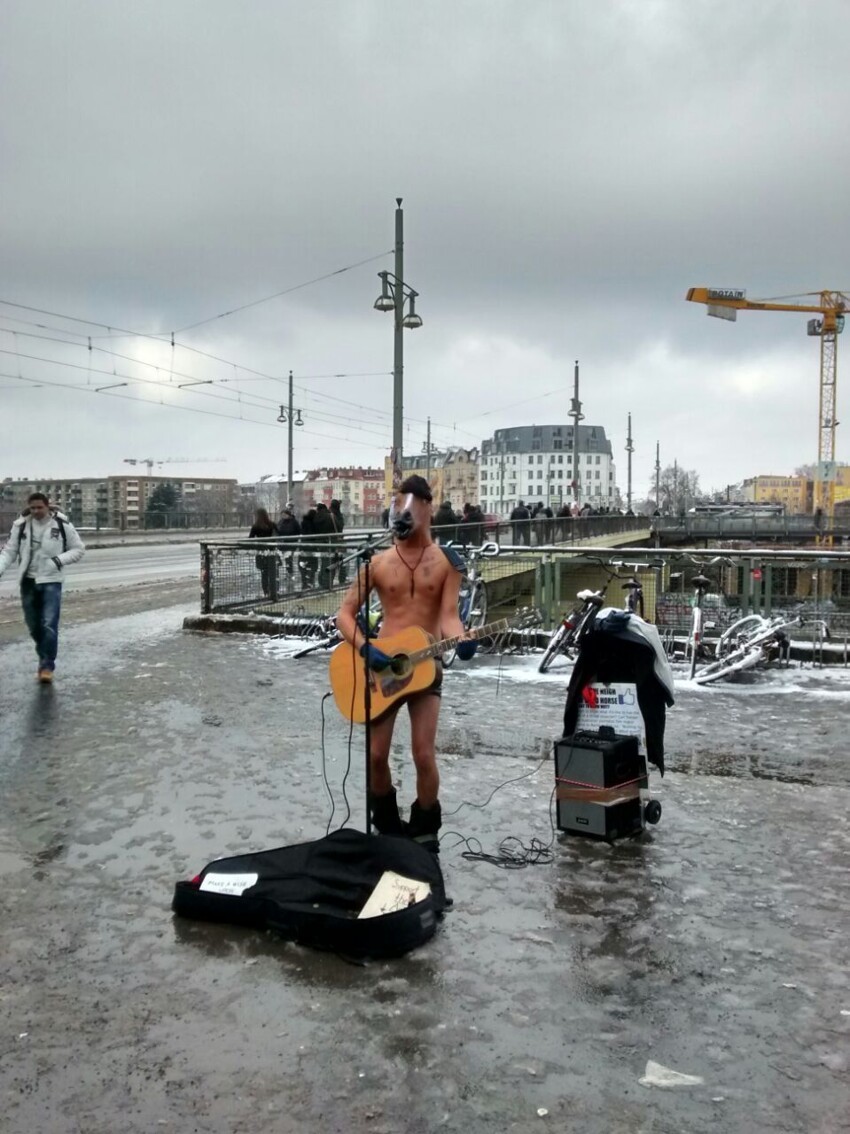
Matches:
[375,549,446,604]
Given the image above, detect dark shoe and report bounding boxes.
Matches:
[370,788,405,836]
[407,799,442,854]
[37,668,54,684]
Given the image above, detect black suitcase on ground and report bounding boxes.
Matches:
[172,828,448,960]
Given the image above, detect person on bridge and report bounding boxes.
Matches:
[0,492,85,683]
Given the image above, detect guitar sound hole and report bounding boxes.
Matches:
[390,656,410,677]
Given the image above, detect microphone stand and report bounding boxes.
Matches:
[339,529,394,835]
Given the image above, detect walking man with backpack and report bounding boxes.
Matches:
[0,492,85,682]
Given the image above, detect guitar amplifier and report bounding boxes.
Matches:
[554,727,648,841]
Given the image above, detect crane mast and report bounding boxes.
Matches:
[686,287,847,527]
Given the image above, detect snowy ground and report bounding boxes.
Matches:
[1,611,849,1132]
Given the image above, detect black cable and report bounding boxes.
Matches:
[320,692,336,836]
[439,785,558,869]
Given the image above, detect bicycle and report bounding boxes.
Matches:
[537,561,622,674]
[684,573,712,680]
[442,541,499,667]
[692,615,829,685]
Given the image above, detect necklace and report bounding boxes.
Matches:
[395,544,428,597]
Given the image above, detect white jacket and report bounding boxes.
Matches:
[0,509,85,585]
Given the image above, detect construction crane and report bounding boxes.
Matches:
[686,288,847,527]
[123,458,226,475]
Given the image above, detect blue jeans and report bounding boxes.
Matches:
[20,579,62,670]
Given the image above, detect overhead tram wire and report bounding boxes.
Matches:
[0,307,394,391]
[0,369,386,450]
[0,249,391,344]
[0,298,524,446]
[0,333,394,426]
[0,338,408,441]
[169,250,393,334]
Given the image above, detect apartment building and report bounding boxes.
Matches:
[382,447,480,510]
[1,475,238,529]
[479,424,616,513]
[742,475,813,514]
[301,467,384,521]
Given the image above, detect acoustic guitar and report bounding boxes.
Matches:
[329,612,538,723]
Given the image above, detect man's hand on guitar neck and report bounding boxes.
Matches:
[359,642,393,671]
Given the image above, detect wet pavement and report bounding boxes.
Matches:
[1,604,849,1133]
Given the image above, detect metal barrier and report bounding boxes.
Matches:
[198,536,850,637]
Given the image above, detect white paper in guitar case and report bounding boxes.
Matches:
[358,871,431,919]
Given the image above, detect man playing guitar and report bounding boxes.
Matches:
[336,475,477,850]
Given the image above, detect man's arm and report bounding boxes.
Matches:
[0,521,23,580]
[438,563,466,641]
[335,565,371,649]
[55,521,85,568]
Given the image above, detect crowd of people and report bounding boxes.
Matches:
[507,500,638,545]
[248,499,347,595]
[248,493,645,597]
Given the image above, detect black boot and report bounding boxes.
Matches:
[370,788,405,836]
[407,799,442,854]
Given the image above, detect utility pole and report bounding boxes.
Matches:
[277,371,303,507]
[569,359,583,506]
[393,200,404,485]
[425,416,432,482]
[373,200,422,491]
[655,441,661,510]
[625,413,634,512]
[287,369,294,506]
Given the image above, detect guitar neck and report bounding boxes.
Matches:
[406,618,511,665]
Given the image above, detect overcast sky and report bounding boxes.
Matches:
[2,0,848,499]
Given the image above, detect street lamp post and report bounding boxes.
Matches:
[277,369,304,506]
[625,412,634,512]
[373,198,422,488]
[569,359,584,507]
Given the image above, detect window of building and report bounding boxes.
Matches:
[528,484,534,495]
[532,426,542,437]
[596,455,601,464]
[532,440,541,451]
[553,439,562,450]
[557,455,563,464]
[538,455,543,464]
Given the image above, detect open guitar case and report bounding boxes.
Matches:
[172,828,449,961]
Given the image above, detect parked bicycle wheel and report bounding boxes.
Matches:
[468,579,488,629]
[538,622,569,673]
[714,615,768,661]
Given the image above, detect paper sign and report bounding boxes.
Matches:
[199,872,259,897]
[575,682,646,754]
[358,871,431,919]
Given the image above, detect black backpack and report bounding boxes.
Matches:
[172,828,449,960]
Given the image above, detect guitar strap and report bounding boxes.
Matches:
[440,544,465,572]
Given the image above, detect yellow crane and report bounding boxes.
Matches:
[686,287,847,524]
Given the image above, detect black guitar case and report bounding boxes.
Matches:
[172,828,448,960]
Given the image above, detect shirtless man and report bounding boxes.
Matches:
[336,475,477,850]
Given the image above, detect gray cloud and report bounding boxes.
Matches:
[2,0,848,493]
